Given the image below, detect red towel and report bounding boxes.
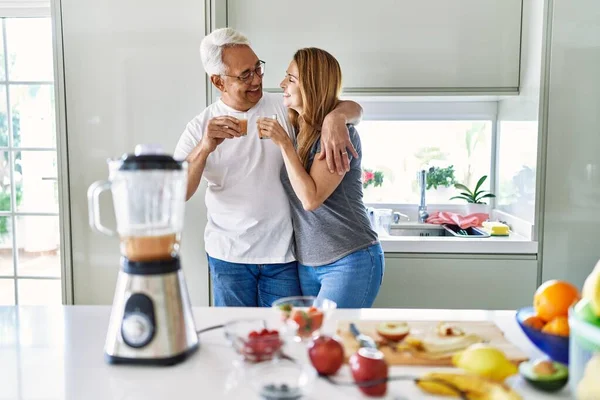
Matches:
[426,211,489,229]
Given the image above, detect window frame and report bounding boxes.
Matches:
[0,2,50,19]
[346,97,499,209]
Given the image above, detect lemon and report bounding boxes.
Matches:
[452,344,518,382]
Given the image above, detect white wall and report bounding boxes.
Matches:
[539,0,600,285]
[496,0,545,224]
[59,0,210,305]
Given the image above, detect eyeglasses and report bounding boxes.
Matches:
[222,60,266,84]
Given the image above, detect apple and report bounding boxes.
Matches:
[376,322,410,342]
[308,335,344,376]
[349,347,388,397]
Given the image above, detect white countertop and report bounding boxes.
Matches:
[0,306,570,399]
[379,234,538,255]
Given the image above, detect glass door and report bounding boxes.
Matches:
[0,17,62,305]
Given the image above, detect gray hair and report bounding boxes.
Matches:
[200,28,251,76]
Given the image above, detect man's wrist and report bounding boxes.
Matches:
[324,110,347,126]
[189,144,211,163]
[198,146,213,160]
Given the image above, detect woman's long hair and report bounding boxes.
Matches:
[288,48,342,170]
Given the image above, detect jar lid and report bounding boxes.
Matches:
[118,144,183,171]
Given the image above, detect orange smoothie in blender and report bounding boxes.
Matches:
[121,233,179,261]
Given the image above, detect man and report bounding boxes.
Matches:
[174,28,362,307]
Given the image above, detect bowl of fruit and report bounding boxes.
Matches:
[516,279,581,365]
[272,296,337,339]
[224,318,297,363]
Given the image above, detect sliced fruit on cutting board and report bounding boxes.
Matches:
[375,321,410,342]
[336,320,528,367]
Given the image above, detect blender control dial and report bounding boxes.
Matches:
[121,293,156,348]
[122,312,153,347]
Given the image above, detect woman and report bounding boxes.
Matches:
[257,47,383,308]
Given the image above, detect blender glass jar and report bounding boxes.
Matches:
[88,145,187,261]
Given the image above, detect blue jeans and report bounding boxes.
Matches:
[207,255,302,307]
[298,243,384,308]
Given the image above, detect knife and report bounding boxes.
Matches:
[349,323,378,349]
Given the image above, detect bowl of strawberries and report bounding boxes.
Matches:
[272,296,337,339]
[224,318,297,362]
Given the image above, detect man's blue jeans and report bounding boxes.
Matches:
[207,255,302,307]
[298,243,384,308]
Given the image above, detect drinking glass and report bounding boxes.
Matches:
[258,114,277,140]
[227,111,248,136]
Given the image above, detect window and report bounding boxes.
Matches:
[0,17,61,305]
[497,121,537,222]
[359,120,493,205]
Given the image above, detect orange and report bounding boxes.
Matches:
[541,316,570,336]
[523,315,546,330]
[534,280,580,322]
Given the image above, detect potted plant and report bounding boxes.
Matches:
[425,166,456,204]
[362,168,385,202]
[362,168,384,189]
[426,165,456,190]
[450,175,496,215]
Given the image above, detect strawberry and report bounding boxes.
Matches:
[242,331,283,362]
[291,308,324,337]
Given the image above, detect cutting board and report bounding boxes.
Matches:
[336,320,528,367]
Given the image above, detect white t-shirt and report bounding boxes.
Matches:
[174,92,295,264]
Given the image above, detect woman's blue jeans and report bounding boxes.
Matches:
[298,243,384,308]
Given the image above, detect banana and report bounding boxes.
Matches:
[416,372,522,400]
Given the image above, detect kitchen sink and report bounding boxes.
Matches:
[388,223,490,238]
[389,223,448,237]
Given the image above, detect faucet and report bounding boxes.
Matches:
[418,169,429,223]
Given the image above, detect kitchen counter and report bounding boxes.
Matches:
[379,233,537,254]
[0,306,571,399]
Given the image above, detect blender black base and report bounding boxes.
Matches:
[105,342,199,366]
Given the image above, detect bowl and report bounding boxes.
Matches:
[272,296,337,339]
[224,318,298,363]
[516,307,570,365]
[247,357,317,399]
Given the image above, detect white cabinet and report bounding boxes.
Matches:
[374,254,538,309]
[58,0,209,305]
[223,0,522,94]
[539,0,600,286]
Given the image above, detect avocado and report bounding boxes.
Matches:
[519,359,568,392]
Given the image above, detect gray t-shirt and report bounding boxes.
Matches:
[280,125,379,266]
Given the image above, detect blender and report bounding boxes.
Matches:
[88,144,199,365]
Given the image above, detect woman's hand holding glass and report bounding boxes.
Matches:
[256,117,291,147]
